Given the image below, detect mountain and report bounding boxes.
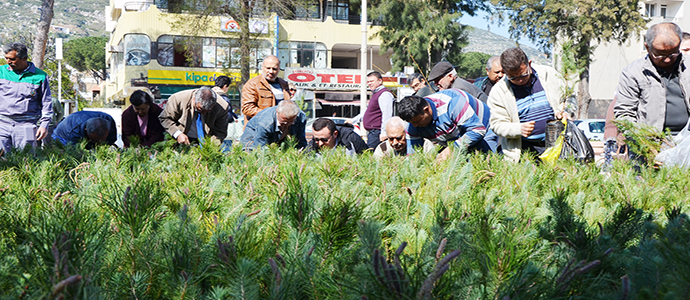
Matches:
[0,0,107,43]
[464,26,552,65]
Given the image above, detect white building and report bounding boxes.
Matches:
[589,0,688,102]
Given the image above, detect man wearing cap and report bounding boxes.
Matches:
[487,47,570,162]
[428,61,488,102]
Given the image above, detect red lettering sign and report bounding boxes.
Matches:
[287,73,316,82]
[316,74,335,83]
[337,74,354,83]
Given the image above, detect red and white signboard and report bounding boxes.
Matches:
[285,68,367,90]
[220,17,240,32]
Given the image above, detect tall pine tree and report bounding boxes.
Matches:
[370,0,483,75]
[491,0,647,118]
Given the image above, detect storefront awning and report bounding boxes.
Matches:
[318,99,361,106]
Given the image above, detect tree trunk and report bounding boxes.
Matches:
[239,0,252,86]
[576,39,592,119]
[578,68,591,119]
[32,0,55,69]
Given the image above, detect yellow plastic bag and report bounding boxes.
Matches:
[539,119,567,164]
[539,135,564,164]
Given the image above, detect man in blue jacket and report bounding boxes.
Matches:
[52,111,117,148]
[240,100,307,150]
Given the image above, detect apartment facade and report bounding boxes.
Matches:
[104,0,393,112]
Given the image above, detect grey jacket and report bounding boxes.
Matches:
[614,54,690,131]
[452,78,488,102]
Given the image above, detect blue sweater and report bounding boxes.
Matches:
[53,111,117,146]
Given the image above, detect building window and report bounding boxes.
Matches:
[296,1,320,19]
[645,3,655,17]
[328,0,349,21]
[112,41,124,73]
[157,35,271,69]
[660,5,667,18]
[278,42,327,69]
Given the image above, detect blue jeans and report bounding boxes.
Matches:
[367,129,382,149]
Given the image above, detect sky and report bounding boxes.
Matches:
[458,11,542,50]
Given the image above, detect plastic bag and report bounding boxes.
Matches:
[560,120,595,163]
[539,134,565,164]
[540,119,567,164]
[656,120,690,167]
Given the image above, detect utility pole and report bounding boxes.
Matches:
[360,0,368,114]
[55,38,66,115]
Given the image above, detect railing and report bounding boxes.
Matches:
[124,0,154,11]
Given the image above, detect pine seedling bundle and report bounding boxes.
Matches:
[0,143,689,298]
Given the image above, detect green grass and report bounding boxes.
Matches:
[1,142,689,299]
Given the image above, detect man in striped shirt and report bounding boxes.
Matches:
[398,89,498,160]
[488,47,570,161]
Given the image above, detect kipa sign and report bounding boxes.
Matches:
[285,68,366,90]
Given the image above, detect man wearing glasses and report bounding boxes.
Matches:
[487,47,570,162]
[310,117,367,155]
[615,22,690,138]
[240,100,307,150]
[398,89,498,161]
[159,86,229,145]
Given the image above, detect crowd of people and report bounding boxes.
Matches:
[1,22,689,163]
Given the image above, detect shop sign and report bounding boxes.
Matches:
[148,70,248,85]
[220,17,240,32]
[221,17,269,34]
[285,68,365,90]
[125,34,151,66]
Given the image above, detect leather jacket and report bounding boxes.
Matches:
[241,75,291,121]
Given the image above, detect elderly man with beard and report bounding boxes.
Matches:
[373,117,435,158]
[473,56,504,96]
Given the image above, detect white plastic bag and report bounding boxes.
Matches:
[656,121,690,167]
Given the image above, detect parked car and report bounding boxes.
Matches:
[305,117,365,141]
[573,119,605,141]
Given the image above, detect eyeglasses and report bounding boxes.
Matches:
[649,51,681,61]
[313,137,331,143]
[388,135,405,142]
[507,68,532,81]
